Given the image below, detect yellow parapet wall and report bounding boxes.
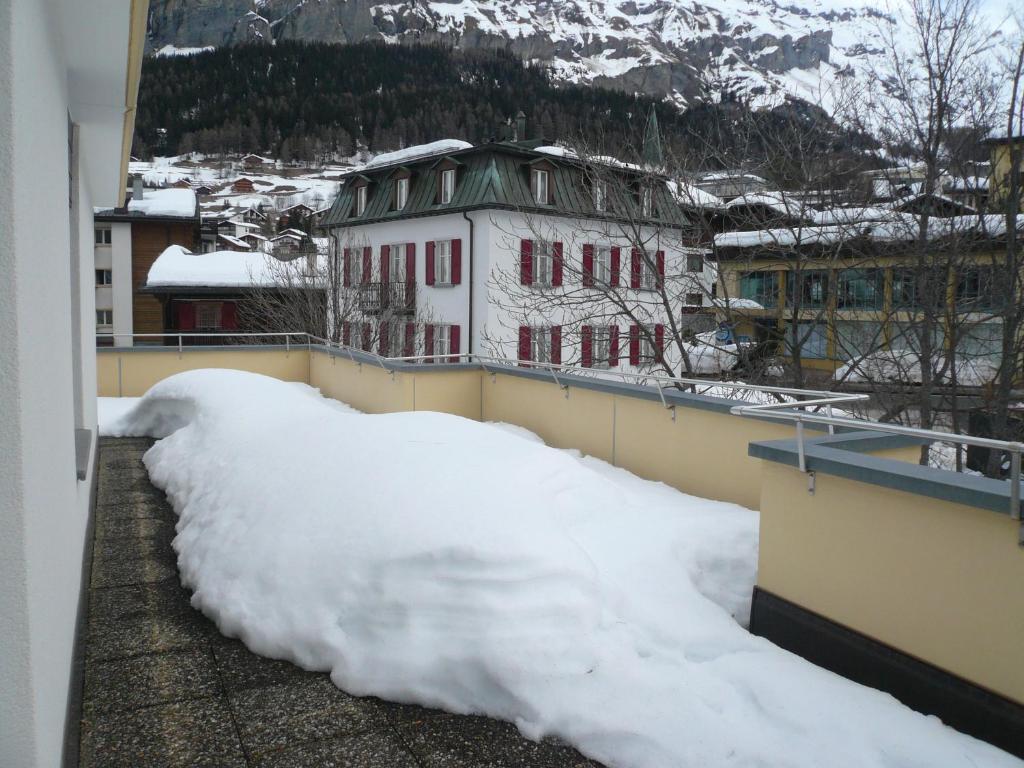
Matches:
[757,459,1024,706]
[97,347,311,397]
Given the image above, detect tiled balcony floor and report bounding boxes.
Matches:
[80,437,601,768]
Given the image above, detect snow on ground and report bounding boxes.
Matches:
[98,397,141,433]
[103,369,1019,768]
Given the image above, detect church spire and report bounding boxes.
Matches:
[642,105,664,170]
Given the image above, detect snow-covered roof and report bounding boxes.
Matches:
[713,297,764,310]
[217,234,251,250]
[363,140,473,170]
[944,176,989,192]
[666,180,723,209]
[147,245,308,288]
[533,145,645,172]
[125,188,198,218]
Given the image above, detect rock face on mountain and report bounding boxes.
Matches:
[147,0,891,105]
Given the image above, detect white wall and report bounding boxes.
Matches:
[0,0,125,765]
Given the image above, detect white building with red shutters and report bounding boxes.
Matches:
[323,139,714,372]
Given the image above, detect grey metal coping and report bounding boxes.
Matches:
[750,435,1022,518]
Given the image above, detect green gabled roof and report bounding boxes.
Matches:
[321,144,689,229]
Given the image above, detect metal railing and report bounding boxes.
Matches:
[356,281,416,314]
[96,331,313,353]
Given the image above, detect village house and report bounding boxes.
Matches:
[93,179,201,346]
[322,138,715,371]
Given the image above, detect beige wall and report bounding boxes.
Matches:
[758,460,1024,705]
[97,348,310,397]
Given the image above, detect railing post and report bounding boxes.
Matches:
[286,335,290,353]
[796,417,806,473]
[177,334,182,354]
[1010,446,1022,546]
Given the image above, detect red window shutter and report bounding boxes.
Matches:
[551,325,561,364]
[656,250,665,289]
[629,324,640,365]
[404,322,415,357]
[582,244,594,287]
[609,325,619,367]
[520,239,533,285]
[425,241,436,285]
[424,324,435,364]
[221,301,238,330]
[405,243,415,290]
[630,248,641,289]
[655,323,665,361]
[451,238,462,285]
[581,325,593,367]
[176,302,195,331]
[342,321,351,346]
[380,244,390,283]
[448,324,460,363]
[518,326,531,364]
[362,247,372,285]
[343,248,351,287]
[552,242,563,287]
[610,247,621,287]
[379,321,389,356]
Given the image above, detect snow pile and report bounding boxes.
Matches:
[127,188,198,217]
[146,245,320,288]
[363,139,473,169]
[104,369,1018,768]
[835,347,1000,387]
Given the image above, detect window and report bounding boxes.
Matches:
[787,270,829,309]
[395,177,409,210]
[531,169,550,204]
[739,271,779,309]
[956,266,997,311]
[196,302,222,331]
[534,241,554,286]
[891,268,917,310]
[592,326,611,368]
[96,309,112,327]
[389,244,408,282]
[834,320,884,359]
[433,324,452,357]
[640,187,653,217]
[785,321,827,359]
[837,269,883,310]
[956,321,1002,363]
[593,246,612,285]
[95,269,112,286]
[435,239,452,284]
[686,254,703,273]
[638,328,658,365]
[440,168,456,204]
[355,185,368,216]
[94,227,111,245]
[593,181,608,212]
[639,252,657,291]
[531,327,553,364]
[347,249,363,285]
[686,293,703,306]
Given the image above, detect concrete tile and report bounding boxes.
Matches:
[88,580,195,627]
[79,697,247,768]
[254,729,420,768]
[94,515,176,543]
[211,635,320,692]
[229,677,385,758]
[388,712,490,766]
[86,610,214,662]
[90,543,178,589]
[95,492,175,521]
[85,648,222,712]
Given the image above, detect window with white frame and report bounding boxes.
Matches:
[355,185,368,216]
[347,249,363,284]
[389,244,408,282]
[592,326,611,368]
[685,292,703,306]
[95,227,111,245]
[640,252,657,291]
[531,169,550,204]
[440,168,456,204]
[196,303,222,331]
[593,245,612,285]
[435,239,453,284]
[531,326,553,364]
[395,177,409,210]
[593,181,608,212]
[434,324,452,357]
[640,187,654,217]
[95,269,112,286]
[639,329,657,365]
[96,309,113,327]
[534,241,554,286]
[686,254,703,273]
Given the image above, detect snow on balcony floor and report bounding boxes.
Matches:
[94,372,1020,768]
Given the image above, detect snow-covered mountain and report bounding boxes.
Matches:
[148,0,894,106]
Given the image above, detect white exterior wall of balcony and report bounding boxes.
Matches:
[93,221,133,345]
[0,1,144,765]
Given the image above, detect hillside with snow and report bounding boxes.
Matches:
[147,0,895,106]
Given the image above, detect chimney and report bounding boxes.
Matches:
[132,174,143,201]
[515,110,527,143]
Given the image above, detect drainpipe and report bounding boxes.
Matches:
[329,230,342,342]
[462,211,474,358]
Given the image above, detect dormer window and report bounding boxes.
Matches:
[440,168,456,204]
[532,169,550,205]
[640,187,653,217]
[593,181,608,212]
[395,177,409,210]
[355,185,368,216]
